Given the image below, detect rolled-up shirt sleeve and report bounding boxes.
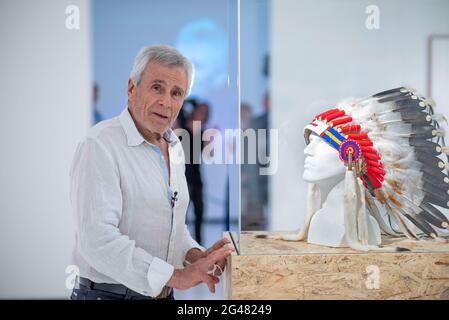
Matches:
[70,138,173,297]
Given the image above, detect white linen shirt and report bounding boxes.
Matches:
[70,107,203,297]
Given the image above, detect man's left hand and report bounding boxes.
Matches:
[185,238,231,276]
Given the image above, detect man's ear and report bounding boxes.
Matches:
[127,79,135,100]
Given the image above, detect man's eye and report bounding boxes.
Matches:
[173,91,182,98]
[152,85,161,92]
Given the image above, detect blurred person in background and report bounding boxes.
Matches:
[243,54,271,230]
[178,99,212,244]
[241,91,271,230]
[240,103,253,131]
[92,82,103,124]
[240,102,254,223]
[245,91,270,230]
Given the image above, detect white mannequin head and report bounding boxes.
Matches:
[302,133,381,247]
[303,134,346,202]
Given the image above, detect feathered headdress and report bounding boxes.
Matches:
[281,87,449,251]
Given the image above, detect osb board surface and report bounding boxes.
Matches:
[230,253,449,300]
[223,232,449,299]
[239,231,449,256]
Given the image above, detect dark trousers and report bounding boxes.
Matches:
[70,282,174,300]
[188,183,204,244]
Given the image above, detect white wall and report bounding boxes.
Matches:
[0,0,91,298]
[270,0,449,230]
[431,37,449,115]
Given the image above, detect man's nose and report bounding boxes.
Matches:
[158,92,171,107]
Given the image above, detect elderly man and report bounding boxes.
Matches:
[70,45,233,300]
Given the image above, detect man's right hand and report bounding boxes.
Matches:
[166,246,234,293]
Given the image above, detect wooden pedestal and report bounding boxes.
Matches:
[223,231,449,300]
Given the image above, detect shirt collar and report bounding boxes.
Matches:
[119,106,179,147]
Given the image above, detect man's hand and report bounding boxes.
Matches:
[186,238,231,277]
[185,248,206,264]
[204,238,230,276]
[166,245,234,293]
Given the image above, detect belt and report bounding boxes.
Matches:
[77,277,172,299]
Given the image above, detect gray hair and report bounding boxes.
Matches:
[129,45,195,96]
